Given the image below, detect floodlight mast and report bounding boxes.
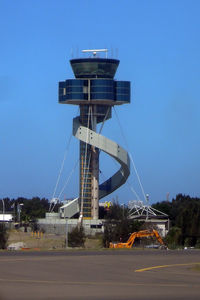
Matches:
[82,49,108,58]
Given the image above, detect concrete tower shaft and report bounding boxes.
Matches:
[59,54,131,219]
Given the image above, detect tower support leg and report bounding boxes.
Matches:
[91,146,99,219]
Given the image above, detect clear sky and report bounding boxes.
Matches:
[0,0,200,205]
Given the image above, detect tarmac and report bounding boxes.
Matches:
[0,249,200,300]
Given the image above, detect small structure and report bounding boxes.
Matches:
[0,214,13,222]
[37,212,103,236]
[128,200,169,237]
[59,198,79,218]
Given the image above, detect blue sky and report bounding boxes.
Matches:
[0,0,200,204]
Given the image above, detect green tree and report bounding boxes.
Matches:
[0,224,8,249]
[19,197,49,221]
[152,201,172,217]
[166,227,182,248]
[155,194,200,247]
[103,202,144,247]
[68,226,85,247]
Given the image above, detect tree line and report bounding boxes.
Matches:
[1,193,200,248]
[152,194,200,247]
[0,197,60,222]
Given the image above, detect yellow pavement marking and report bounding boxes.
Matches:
[135,262,200,272]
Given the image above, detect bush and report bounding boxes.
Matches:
[195,238,200,248]
[166,227,182,248]
[103,219,144,248]
[30,220,40,232]
[184,237,196,247]
[102,201,144,248]
[68,226,85,247]
[0,224,9,249]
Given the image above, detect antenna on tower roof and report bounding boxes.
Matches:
[82,49,108,58]
[70,48,74,58]
[111,47,113,58]
[116,48,119,59]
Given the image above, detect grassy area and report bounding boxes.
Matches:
[84,237,103,249]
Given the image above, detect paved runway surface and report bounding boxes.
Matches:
[0,249,200,300]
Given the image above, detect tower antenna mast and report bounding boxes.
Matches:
[82,49,108,58]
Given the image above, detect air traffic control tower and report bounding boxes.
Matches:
[59,49,130,221]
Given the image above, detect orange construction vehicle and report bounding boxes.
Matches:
[109,229,165,248]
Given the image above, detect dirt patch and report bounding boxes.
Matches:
[8,230,66,250]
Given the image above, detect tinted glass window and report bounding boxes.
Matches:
[90,79,114,86]
[70,59,119,79]
[91,93,114,100]
[115,93,130,102]
[115,81,130,88]
[91,86,114,93]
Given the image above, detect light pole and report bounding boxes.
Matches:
[146,194,149,220]
[65,217,68,249]
[17,203,24,225]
